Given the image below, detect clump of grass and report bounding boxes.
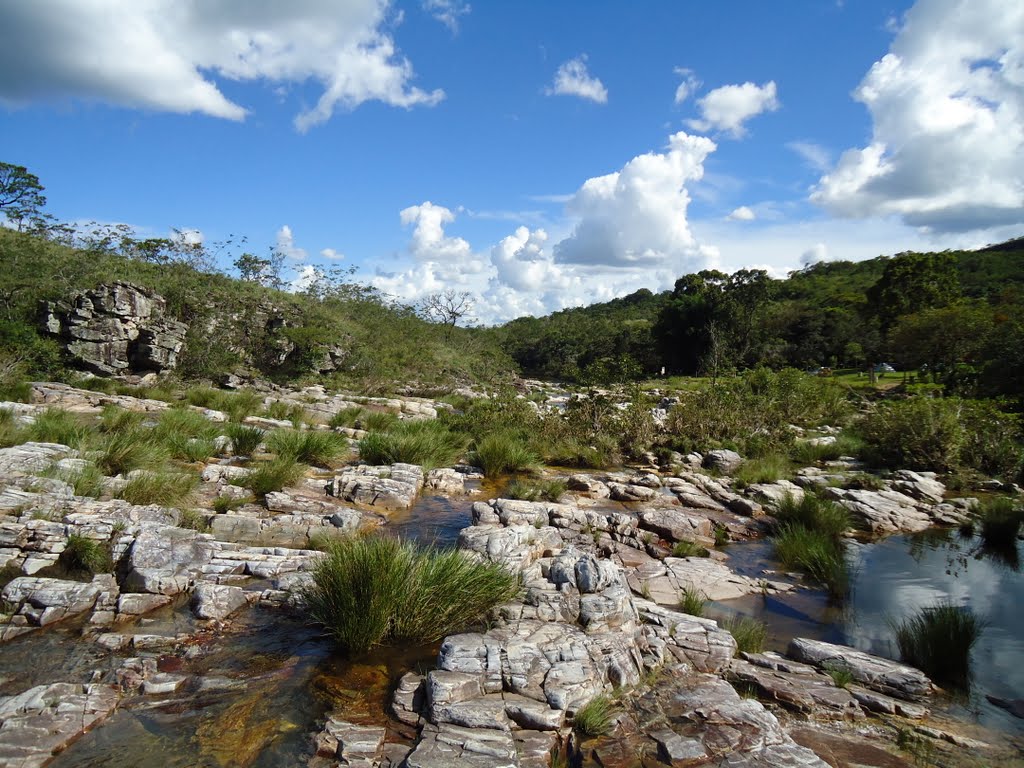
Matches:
[64,464,105,498]
[263,400,307,424]
[240,456,305,497]
[212,494,249,514]
[824,662,853,689]
[722,615,767,655]
[225,423,265,456]
[183,385,222,409]
[733,453,790,487]
[358,421,466,470]
[503,477,566,503]
[843,472,886,491]
[303,536,520,654]
[678,586,707,616]
[573,694,617,737]
[329,406,365,429]
[892,603,984,689]
[772,492,852,599]
[0,408,21,447]
[94,428,170,476]
[59,533,111,575]
[266,429,348,467]
[791,433,865,465]
[361,410,400,432]
[774,493,850,538]
[469,432,538,478]
[98,405,145,434]
[117,471,197,507]
[541,437,618,469]
[185,387,261,422]
[713,524,730,547]
[672,540,710,558]
[978,496,1023,552]
[26,408,90,448]
[164,433,217,463]
[178,508,211,532]
[154,407,220,440]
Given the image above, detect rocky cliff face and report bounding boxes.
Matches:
[42,282,187,375]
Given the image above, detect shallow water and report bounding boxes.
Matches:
[716,529,1024,733]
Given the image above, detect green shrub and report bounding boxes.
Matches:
[303,536,519,653]
[178,508,211,532]
[98,405,145,434]
[164,433,217,463]
[722,615,767,655]
[266,428,348,467]
[118,471,197,506]
[824,662,853,689]
[357,420,465,470]
[328,406,366,429]
[154,407,220,440]
[0,407,22,447]
[240,456,305,496]
[678,586,707,616]
[59,533,111,575]
[502,478,566,503]
[469,432,538,478]
[361,410,400,432]
[26,408,90,448]
[773,493,851,599]
[540,437,618,469]
[212,494,249,514]
[893,603,984,689]
[791,433,865,465]
[775,493,850,539]
[225,423,265,456]
[573,694,617,737]
[94,428,169,476]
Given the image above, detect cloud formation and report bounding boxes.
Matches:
[673,67,701,105]
[812,0,1024,233]
[687,81,779,137]
[276,225,307,261]
[545,56,608,104]
[422,0,470,32]
[727,206,756,221]
[0,0,444,130]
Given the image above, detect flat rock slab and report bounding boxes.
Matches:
[823,487,933,534]
[629,556,790,602]
[1,576,103,639]
[0,682,119,768]
[787,638,932,702]
[326,463,424,510]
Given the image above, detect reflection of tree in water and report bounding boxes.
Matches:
[905,527,970,577]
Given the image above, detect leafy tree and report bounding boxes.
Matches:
[867,252,961,330]
[0,162,48,231]
[889,303,993,376]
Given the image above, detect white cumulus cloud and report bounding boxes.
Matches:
[275,225,307,261]
[545,55,608,104]
[554,131,716,271]
[687,81,779,137]
[800,243,830,266]
[0,0,444,131]
[727,206,756,221]
[811,0,1024,233]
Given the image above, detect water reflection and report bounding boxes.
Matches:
[723,529,1024,733]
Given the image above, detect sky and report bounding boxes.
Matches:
[1,0,1022,324]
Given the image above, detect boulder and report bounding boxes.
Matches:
[787,638,932,701]
[190,582,248,620]
[704,449,743,473]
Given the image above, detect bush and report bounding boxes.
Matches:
[303,536,519,654]
[469,432,538,478]
[502,478,566,503]
[573,694,616,737]
[225,423,265,456]
[722,615,767,655]
[240,456,305,496]
[893,603,984,689]
[0,407,21,447]
[266,429,348,467]
[118,471,197,506]
[357,420,465,470]
[59,533,111,575]
[540,436,618,469]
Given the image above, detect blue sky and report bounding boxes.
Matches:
[2,0,1022,323]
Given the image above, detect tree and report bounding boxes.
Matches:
[234,251,284,288]
[868,252,961,330]
[418,289,474,340]
[0,162,48,231]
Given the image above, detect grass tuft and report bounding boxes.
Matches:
[678,586,707,616]
[733,453,790,487]
[26,408,90,448]
[303,536,520,654]
[502,477,566,503]
[94,428,169,476]
[357,420,465,471]
[240,456,305,496]
[469,432,538,478]
[978,496,1023,557]
[59,533,111,575]
[672,539,710,558]
[225,423,266,456]
[824,662,853,689]
[892,603,984,689]
[329,406,365,429]
[573,694,617,737]
[117,471,197,506]
[772,493,851,600]
[266,428,348,467]
[722,615,767,655]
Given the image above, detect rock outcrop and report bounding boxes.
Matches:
[42,281,187,375]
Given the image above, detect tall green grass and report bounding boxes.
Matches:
[225,423,265,456]
[791,433,865,465]
[678,586,707,616]
[94,428,169,476]
[266,429,348,466]
[117,471,197,506]
[185,386,261,422]
[893,603,984,689]
[573,694,616,737]
[304,536,519,654]
[240,456,305,496]
[722,615,767,655]
[772,493,851,600]
[26,408,90,448]
[469,432,538,478]
[329,406,365,429]
[98,405,145,434]
[357,420,465,470]
[503,477,566,503]
[977,496,1023,568]
[733,453,790,487]
[59,533,111,575]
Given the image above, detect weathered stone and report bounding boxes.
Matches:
[822,486,933,534]
[327,463,424,510]
[1,576,102,637]
[638,507,713,543]
[607,482,658,503]
[566,475,610,498]
[787,638,932,701]
[191,582,248,620]
[704,449,743,473]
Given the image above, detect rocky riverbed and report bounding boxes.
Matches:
[1,383,1022,767]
